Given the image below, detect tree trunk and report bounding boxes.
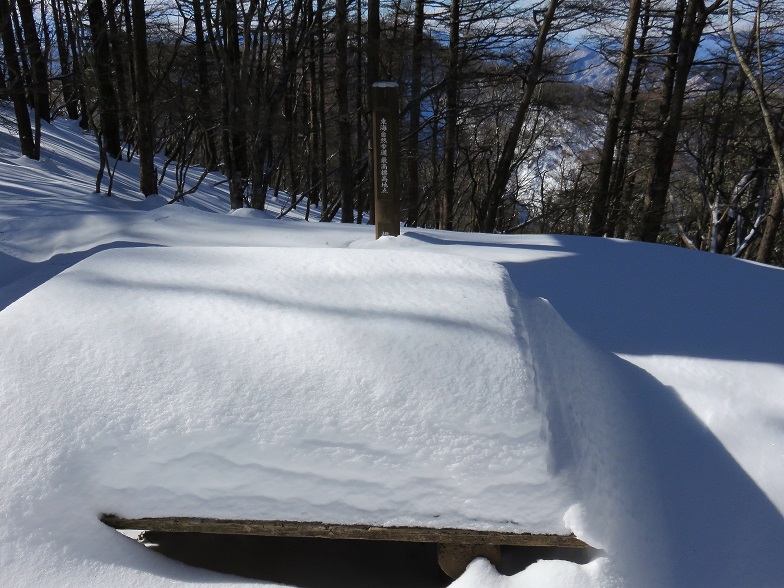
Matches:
[15,0,50,123]
[87,0,122,159]
[336,0,354,222]
[0,0,36,158]
[10,3,32,109]
[51,0,79,120]
[249,0,304,211]
[106,0,132,137]
[354,0,365,223]
[62,0,90,128]
[405,0,425,227]
[305,0,319,208]
[191,0,216,168]
[728,0,784,264]
[131,0,157,195]
[638,0,716,242]
[756,182,783,264]
[316,0,329,220]
[364,0,380,224]
[217,0,246,209]
[482,0,559,233]
[587,0,642,236]
[441,0,460,231]
[606,0,652,238]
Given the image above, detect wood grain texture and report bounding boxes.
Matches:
[100,515,590,548]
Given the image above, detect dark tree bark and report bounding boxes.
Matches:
[727,0,784,263]
[441,0,460,231]
[405,0,425,227]
[366,0,380,224]
[335,0,355,222]
[10,3,32,109]
[87,0,122,159]
[0,0,36,158]
[131,0,157,195]
[191,0,216,168]
[482,0,560,233]
[214,0,246,209]
[367,0,379,87]
[61,0,89,128]
[120,0,137,101]
[587,0,642,236]
[106,0,132,135]
[316,0,329,219]
[756,182,783,264]
[606,0,652,238]
[51,0,79,120]
[305,0,319,209]
[249,0,305,211]
[638,0,725,243]
[15,0,50,123]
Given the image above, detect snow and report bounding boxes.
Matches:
[3,246,573,530]
[2,116,784,587]
[564,47,616,90]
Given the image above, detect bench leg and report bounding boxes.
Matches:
[436,543,501,579]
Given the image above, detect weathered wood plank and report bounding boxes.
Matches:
[100,514,589,548]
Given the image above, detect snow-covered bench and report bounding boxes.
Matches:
[101,515,589,577]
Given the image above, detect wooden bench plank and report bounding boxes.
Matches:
[100,514,589,548]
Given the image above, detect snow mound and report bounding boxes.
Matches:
[0,246,575,585]
[520,297,784,587]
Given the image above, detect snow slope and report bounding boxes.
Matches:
[2,116,784,587]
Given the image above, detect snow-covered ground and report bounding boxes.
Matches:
[1,117,784,587]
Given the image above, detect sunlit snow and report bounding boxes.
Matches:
[2,115,784,587]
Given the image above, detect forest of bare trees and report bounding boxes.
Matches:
[1,0,783,265]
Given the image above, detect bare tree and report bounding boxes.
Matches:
[0,0,35,158]
[481,0,561,233]
[405,0,426,226]
[728,0,784,264]
[16,0,50,127]
[130,0,157,195]
[335,0,354,222]
[638,0,726,243]
[87,0,122,159]
[587,0,642,236]
[441,0,461,230]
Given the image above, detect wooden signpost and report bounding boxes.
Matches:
[371,82,401,239]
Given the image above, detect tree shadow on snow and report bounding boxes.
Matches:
[0,242,157,312]
[522,297,784,586]
[403,230,784,365]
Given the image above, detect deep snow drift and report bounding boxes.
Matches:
[1,246,575,530]
[2,116,784,587]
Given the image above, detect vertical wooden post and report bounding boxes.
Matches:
[371,82,401,238]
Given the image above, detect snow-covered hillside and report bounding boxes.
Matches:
[1,117,784,588]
